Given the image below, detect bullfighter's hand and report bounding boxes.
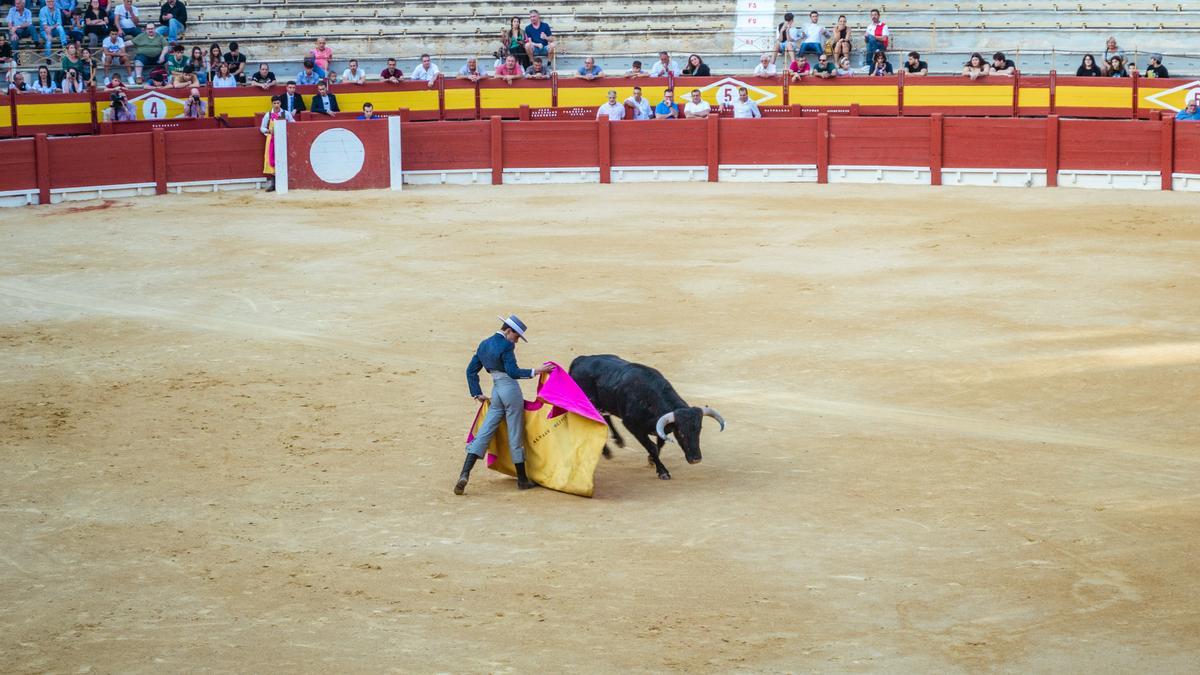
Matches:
[474,395,488,402]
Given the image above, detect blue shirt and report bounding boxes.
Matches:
[7,7,32,27]
[524,21,552,46]
[466,332,533,397]
[1176,108,1200,121]
[39,5,64,28]
[295,69,320,85]
[654,101,679,118]
[577,64,602,77]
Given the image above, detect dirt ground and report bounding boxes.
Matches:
[1,183,1198,673]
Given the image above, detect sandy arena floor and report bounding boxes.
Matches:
[1,183,1198,673]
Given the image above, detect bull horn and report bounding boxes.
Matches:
[655,412,676,443]
[701,406,726,432]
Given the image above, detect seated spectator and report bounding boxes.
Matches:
[410,53,439,88]
[61,68,87,93]
[311,80,338,116]
[813,53,836,79]
[523,10,555,61]
[836,56,855,77]
[171,64,198,88]
[381,57,404,83]
[774,13,797,65]
[1107,56,1128,78]
[1076,54,1102,77]
[165,43,188,78]
[501,17,528,69]
[624,86,651,119]
[341,58,366,85]
[114,0,142,39]
[188,46,206,84]
[0,35,13,75]
[990,52,1015,77]
[101,28,129,77]
[249,62,275,89]
[130,28,167,81]
[205,43,223,83]
[654,88,679,119]
[525,56,552,79]
[831,14,851,62]
[1177,98,1200,122]
[577,56,604,79]
[144,69,169,89]
[6,0,36,50]
[683,89,711,118]
[754,53,777,77]
[962,52,988,80]
[798,11,829,58]
[1144,54,1168,79]
[183,87,206,118]
[155,0,187,42]
[37,0,69,59]
[494,54,523,83]
[8,71,28,91]
[295,58,321,85]
[904,51,928,76]
[864,9,889,54]
[868,50,893,76]
[1102,36,1123,73]
[85,0,113,46]
[224,42,247,84]
[104,71,126,89]
[457,57,484,82]
[31,65,58,93]
[649,51,681,77]
[595,89,624,120]
[307,36,331,79]
[61,42,84,80]
[67,7,86,46]
[104,89,137,120]
[211,62,237,88]
[788,57,811,81]
[358,102,378,120]
[724,86,761,118]
[79,48,98,86]
[279,81,305,114]
[624,60,648,78]
[682,54,710,76]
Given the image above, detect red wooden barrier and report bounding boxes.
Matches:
[1172,121,1200,175]
[829,116,929,167]
[0,138,37,192]
[164,127,266,183]
[501,120,598,168]
[1058,119,1160,171]
[401,120,491,171]
[943,118,1046,169]
[717,118,818,166]
[609,119,707,167]
[47,133,154,189]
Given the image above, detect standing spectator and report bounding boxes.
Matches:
[380,57,403,83]
[155,0,186,42]
[249,62,274,89]
[113,0,140,38]
[577,56,604,79]
[409,53,439,88]
[963,52,988,79]
[130,28,167,80]
[831,15,852,62]
[1176,98,1200,122]
[654,88,679,119]
[31,65,58,93]
[101,28,128,76]
[904,51,928,76]
[990,52,1015,77]
[182,86,205,117]
[864,9,890,55]
[868,50,893,76]
[205,42,222,83]
[310,79,338,116]
[171,63,198,87]
[104,89,136,120]
[683,89,711,118]
[788,56,811,81]
[38,0,69,59]
[1107,56,1128,78]
[1076,54,1102,77]
[682,54,710,76]
[624,60,648,78]
[295,58,320,86]
[210,62,236,87]
[524,56,551,79]
[725,86,761,118]
[7,0,36,50]
[224,41,246,83]
[813,53,837,79]
[81,0,110,47]
[1144,54,1168,79]
[341,58,366,85]
[307,36,331,79]
[457,57,484,82]
[279,80,305,115]
[836,56,855,77]
[774,12,797,66]
[61,68,86,92]
[188,45,205,83]
[798,11,829,59]
[493,53,523,83]
[624,86,651,119]
[649,51,680,77]
[523,9,554,63]
[260,95,293,192]
[754,52,776,78]
[595,89,624,120]
[1102,37,1124,72]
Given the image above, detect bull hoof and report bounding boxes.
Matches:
[657,473,671,480]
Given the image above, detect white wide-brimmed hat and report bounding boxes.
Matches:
[498,314,528,341]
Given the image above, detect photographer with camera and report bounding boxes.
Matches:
[104,89,137,122]
[183,87,206,118]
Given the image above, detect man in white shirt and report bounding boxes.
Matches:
[724,87,761,119]
[114,0,141,37]
[649,51,680,77]
[595,90,625,120]
[798,11,829,58]
[864,9,890,55]
[624,86,652,120]
[409,53,439,88]
[683,89,711,119]
[340,58,366,85]
[754,53,777,77]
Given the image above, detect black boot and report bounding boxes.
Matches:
[454,454,478,495]
[515,462,537,490]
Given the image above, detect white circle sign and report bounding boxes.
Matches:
[309,128,366,184]
[141,97,167,119]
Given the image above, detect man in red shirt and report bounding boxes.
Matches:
[494,54,524,83]
[379,57,403,83]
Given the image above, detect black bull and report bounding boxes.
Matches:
[569,355,726,480]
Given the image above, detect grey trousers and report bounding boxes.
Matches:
[467,373,526,463]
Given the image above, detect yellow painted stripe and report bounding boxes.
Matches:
[1020,88,1050,107]
[213,93,274,118]
[557,85,671,107]
[0,105,9,130]
[479,88,553,108]
[1057,85,1130,109]
[791,85,898,106]
[334,90,439,112]
[17,102,92,125]
[1140,86,1183,110]
[905,85,1012,107]
[444,88,475,110]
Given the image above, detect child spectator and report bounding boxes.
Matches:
[624,60,648,78]
[868,50,893,76]
[789,56,812,81]
[1107,56,1128,78]
[836,56,855,77]
[205,42,222,83]
[101,28,129,77]
[189,46,206,83]
[1076,54,1102,77]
